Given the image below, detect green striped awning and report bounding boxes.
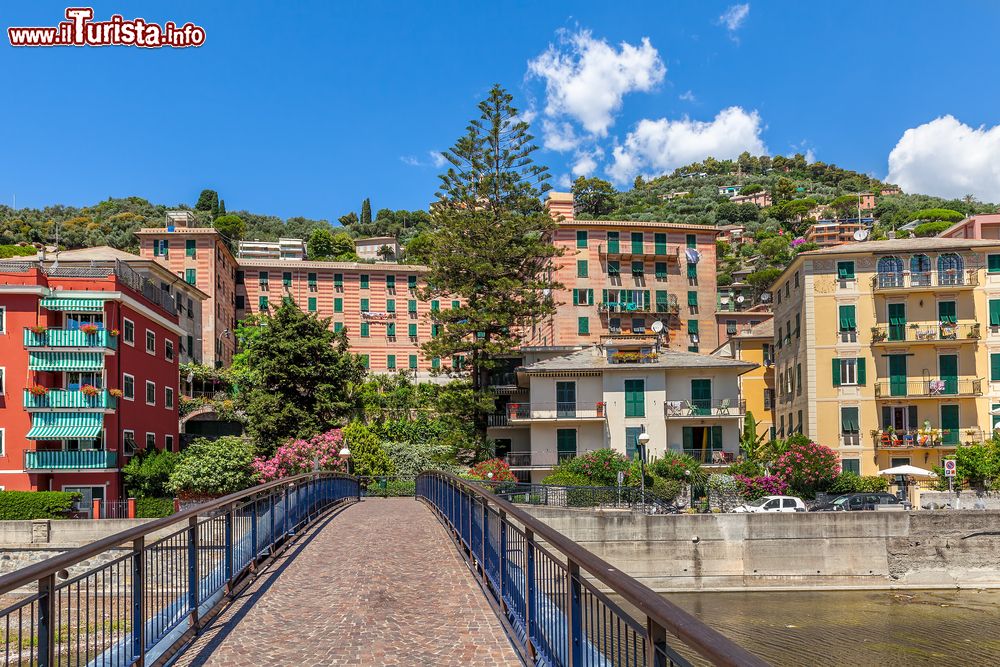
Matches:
[40,297,107,312]
[26,412,104,439]
[28,351,105,371]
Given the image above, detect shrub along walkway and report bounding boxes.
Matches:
[175,497,522,666]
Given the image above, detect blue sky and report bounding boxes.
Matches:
[2,1,1000,220]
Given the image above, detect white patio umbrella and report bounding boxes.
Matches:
[877,464,937,477]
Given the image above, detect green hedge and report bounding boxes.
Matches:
[135,497,175,518]
[365,480,415,497]
[0,491,79,520]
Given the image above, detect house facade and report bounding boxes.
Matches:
[714,319,775,441]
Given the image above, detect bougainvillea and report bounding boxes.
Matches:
[773,441,840,494]
[468,458,517,484]
[734,474,789,500]
[252,429,348,482]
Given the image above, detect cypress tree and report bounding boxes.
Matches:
[360,198,372,226]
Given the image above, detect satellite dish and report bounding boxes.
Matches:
[651,320,664,333]
[854,229,870,241]
[760,293,771,302]
[736,295,745,304]
[685,248,701,264]
[720,296,730,304]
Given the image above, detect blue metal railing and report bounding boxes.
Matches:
[0,472,359,667]
[23,388,117,410]
[24,449,118,470]
[23,327,119,349]
[417,472,768,667]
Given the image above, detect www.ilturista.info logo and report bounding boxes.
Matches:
[8,7,205,48]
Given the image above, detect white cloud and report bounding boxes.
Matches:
[606,106,767,184]
[571,147,604,177]
[557,173,573,189]
[400,155,422,167]
[719,4,750,33]
[679,90,696,103]
[528,29,665,138]
[429,150,448,168]
[541,120,581,152]
[888,115,1000,201]
[804,148,816,164]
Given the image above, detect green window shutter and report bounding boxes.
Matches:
[360,298,369,312]
[857,358,867,385]
[308,297,317,312]
[362,355,369,369]
[431,300,440,312]
[258,296,268,311]
[682,427,693,450]
[577,260,588,278]
[334,322,343,333]
[259,271,269,286]
[656,291,668,312]
[837,261,855,279]
[408,323,417,337]
[607,232,619,253]
[938,301,957,324]
[576,230,588,248]
[432,324,440,337]
[185,268,196,285]
[360,275,370,289]
[992,353,1000,381]
[795,313,801,337]
[408,299,417,313]
[452,300,460,310]
[686,234,696,248]
[386,299,395,312]
[686,263,697,279]
[557,429,577,458]
[688,319,699,335]
[991,300,1000,327]
[185,239,196,257]
[841,407,859,432]
[387,355,396,369]
[631,232,643,254]
[602,289,608,305]
[308,272,317,287]
[386,275,395,289]
[643,290,650,310]
[655,262,667,279]
[573,290,580,306]
[654,233,667,255]
[624,379,645,417]
[588,289,593,305]
[386,322,396,337]
[432,357,440,370]
[832,358,841,386]
[408,275,417,290]
[334,273,343,287]
[578,317,589,335]
[990,255,1000,273]
[632,261,643,276]
[711,425,722,450]
[608,260,620,276]
[360,322,370,338]
[687,291,698,307]
[839,305,856,331]
[409,354,418,369]
[282,272,292,287]
[334,298,343,313]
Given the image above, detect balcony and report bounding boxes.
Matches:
[504,452,546,468]
[23,389,117,411]
[871,427,984,450]
[24,449,118,470]
[598,243,679,261]
[23,327,118,350]
[870,322,980,345]
[488,413,511,428]
[873,378,983,399]
[507,402,606,422]
[679,449,737,465]
[872,269,978,293]
[665,398,746,418]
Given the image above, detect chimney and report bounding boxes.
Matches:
[545,191,576,223]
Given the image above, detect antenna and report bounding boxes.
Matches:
[760,292,771,303]
[854,229,869,241]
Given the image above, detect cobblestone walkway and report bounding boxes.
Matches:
[175,498,522,666]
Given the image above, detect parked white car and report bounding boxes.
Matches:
[732,495,806,513]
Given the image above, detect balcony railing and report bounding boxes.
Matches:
[23,327,118,349]
[598,243,679,261]
[871,427,984,449]
[873,378,983,398]
[504,452,536,467]
[487,413,510,427]
[665,398,746,417]
[680,448,736,464]
[872,269,979,292]
[24,449,118,470]
[870,322,980,344]
[23,389,117,410]
[507,402,606,421]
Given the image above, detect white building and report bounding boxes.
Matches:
[237,238,307,261]
[355,237,401,262]
[489,338,756,482]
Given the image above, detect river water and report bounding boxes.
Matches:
[661,589,1000,666]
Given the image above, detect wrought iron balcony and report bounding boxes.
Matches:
[664,398,746,417]
[24,449,118,470]
[23,389,117,410]
[23,327,118,349]
[506,402,606,421]
[873,378,983,399]
[679,448,737,464]
[871,269,978,292]
[597,243,679,261]
[487,413,510,427]
[871,427,984,449]
[870,322,980,344]
[504,452,539,467]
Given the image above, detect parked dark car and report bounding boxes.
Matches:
[811,493,902,512]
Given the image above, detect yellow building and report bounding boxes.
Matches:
[714,320,775,441]
[771,238,1000,476]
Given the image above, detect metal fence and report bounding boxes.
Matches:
[493,483,681,514]
[0,473,359,667]
[417,472,768,667]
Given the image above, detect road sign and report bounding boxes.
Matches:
[943,459,957,477]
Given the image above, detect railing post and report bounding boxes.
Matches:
[282,485,289,538]
[187,516,200,631]
[37,573,56,667]
[646,617,667,667]
[128,497,137,519]
[524,527,536,653]
[250,497,259,560]
[132,535,145,665]
[567,559,583,667]
[498,509,508,605]
[269,491,276,551]
[481,497,489,581]
[224,502,234,588]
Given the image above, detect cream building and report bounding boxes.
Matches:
[771,237,1000,476]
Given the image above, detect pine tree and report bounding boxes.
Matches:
[195,189,218,212]
[210,193,220,219]
[421,84,561,438]
[360,198,372,226]
[217,199,226,217]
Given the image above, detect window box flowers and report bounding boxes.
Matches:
[79,384,101,397]
[79,324,100,335]
[109,328,120,337]
[28,384,49,396]
[29,325,48,335]
[108,388,124,398]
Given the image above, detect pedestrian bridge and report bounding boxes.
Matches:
[0,473,766,666]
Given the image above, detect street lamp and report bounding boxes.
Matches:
[684,469,693,510]
[339,446,352,476]
[637,432,650,511]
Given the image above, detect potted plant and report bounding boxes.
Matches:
[79,324,100,335]
[29,325,47,335]
[80,384,101,397]
[109,328,120,337]
[28,384,49,396]
[596,401,606,417]
[108,388,124,398]
[871,327,886,342]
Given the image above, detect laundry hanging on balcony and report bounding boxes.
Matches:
[39,297,107,312]
[28,351,105,371]
[26,412,104,439]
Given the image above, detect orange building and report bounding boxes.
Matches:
[804,220,868,247]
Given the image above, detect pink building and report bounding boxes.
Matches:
[939,213,1000,240]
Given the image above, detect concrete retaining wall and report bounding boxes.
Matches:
[524,507,1000,591]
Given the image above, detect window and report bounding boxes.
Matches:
[334,298,343,313]
[123,319,135,345]
[360,274,370,289]
[992,353,1000,381]
[654,262,667,280]
[654,233,667,255]
[624,379,645,417]
[577,260,588,278]
[0,427,4,456]
[334,273,344,289]
[625,426,642,460]
[165,340,174,361]
[408,299,417,314]
[165,435,174,452]
[431,324,441,337]
[387,354,396,369]
[146,433,156,450]
[839,305,857,341]
[236,270,245,284]
[686,234,696,248]
[0,367,4,395]
[632,261,644,277]
[408,275,417,291]
[308,273,318,291]
[989,255,1000,274]
[360,322,370,338]
[145,380,156,405]
[688,319,699,337]
[386,275,396,291]
[841,459,861,475]
[386,322,396,337]
[607,231,619,253]
[841,407,859,446]
[686,263,697,280]
[556,429,577,462]
[576,230,587,248]
[165,387,174,409]
[837,261,855,280]
[281,271,291,288]
[408,323,418,339]
[187,335,194,357]
[572,289,593,306]
[361,355,370,369]
[360,298,369,312]
[259,272,269,289]
[185,239,196,257]
[726,320,737,335]
[431,357,440,370]
[578,317,589,335]
[832,357,866,386]
[236,295,245,310]
[452,300,460,310]
[795,313,800,338]
[763,388,774,409]
[386,299,396,313]
[333,322,343,333]
[431,300,440,312]
[153,239,168,257]
[796,364,802,396]
[409,355,418,370]
[990,299,1000,328]
[145,330,155,355]
[0,306,6,334]
[187,298,194,318]
[308,297,317,312]
[687,291,698,309]
[258,296,269,311]
[794,271,800,288]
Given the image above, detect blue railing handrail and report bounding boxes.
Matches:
[417,471,768,667]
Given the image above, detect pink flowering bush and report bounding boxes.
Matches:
[734,474,788,500]
[468,458,517,484]
[773,441,839,495]
[252,429,348,482]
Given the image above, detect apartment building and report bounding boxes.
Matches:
[715,285,772,344]
[940,213,1000,240]
[714,320,775,440]
[804,220,870,247]
[136,212,238,368]
[0,260,181,509]
[771,237,1000,476]
[355,237,401,262]
[236,238,308,261]
[489,337,754,482]
[730,191,773,207]
[535,192,721,353]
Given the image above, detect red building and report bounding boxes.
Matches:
[0,261,181,512]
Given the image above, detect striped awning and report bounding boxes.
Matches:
[40,297,106,312]
[26,412,104,439]
[28,351,105,371]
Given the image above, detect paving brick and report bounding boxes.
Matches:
[175,498,522,666]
